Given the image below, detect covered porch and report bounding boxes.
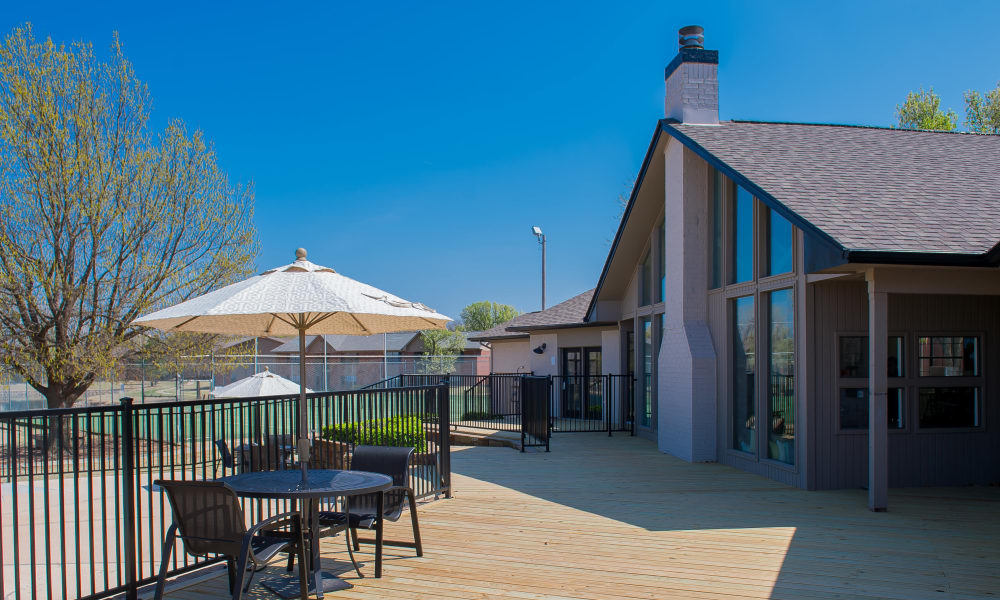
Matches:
[163,433,999,599]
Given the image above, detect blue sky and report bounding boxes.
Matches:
[6,1,1000,321]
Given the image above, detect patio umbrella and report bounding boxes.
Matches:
[135,248,450,482]
[211,368,312,398]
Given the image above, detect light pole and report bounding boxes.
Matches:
[532,226,546,310]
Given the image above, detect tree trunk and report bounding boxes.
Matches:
[40,380,88,459]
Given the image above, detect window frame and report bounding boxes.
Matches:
[712,168,799,472]
[913,330,985,432]
[835,332,909,435]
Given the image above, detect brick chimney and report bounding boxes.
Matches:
[664,26,719,125]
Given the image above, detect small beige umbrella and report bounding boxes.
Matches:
[136,248,450,483]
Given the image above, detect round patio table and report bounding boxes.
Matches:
[220,469,392,598]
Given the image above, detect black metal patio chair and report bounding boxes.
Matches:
[315,445,423,578]
[214,439,236,478]
[152,479,308,600]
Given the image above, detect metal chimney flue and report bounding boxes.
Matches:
[678,25,704,50]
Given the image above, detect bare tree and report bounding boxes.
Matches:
[0,25,258,408]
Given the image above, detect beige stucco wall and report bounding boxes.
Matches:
[488,339,531,373]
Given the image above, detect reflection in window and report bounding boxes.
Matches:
[730,186,753,284]
[732,296,755,453]
[640,317,653,428]
[839,336,904,378]
[766,207,793,276]
[919,387,980,428]
[767,289,794,465]
[710,170,723,289]
[839,388,905,429]
[640,251,652,306]
[918,337,979,377]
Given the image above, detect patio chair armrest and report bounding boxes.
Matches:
[247,511,304,537]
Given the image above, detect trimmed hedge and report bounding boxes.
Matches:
[461,411,503,421]
[320,416,427,453]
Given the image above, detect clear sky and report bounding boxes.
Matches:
[6,1,1000,321]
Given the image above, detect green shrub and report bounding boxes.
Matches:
[461,411,503,421]
[321,416,427,453]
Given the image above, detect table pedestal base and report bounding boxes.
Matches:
[261,571,352,598]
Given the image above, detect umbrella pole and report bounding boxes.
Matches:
[298,322,310,484]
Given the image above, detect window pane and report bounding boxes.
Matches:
[767,289,794,465]
[732,296,755,453]
[640,317,653,428]
[888,337,904,377]
[839,336,868,378]
[839,336,904,378]
[918,336,979,376]
[710,170,723,289]
[640,251,652,306]
[766,208,793,276]
[730,186,753,284]
[839,388,905,430]
[919,387,980,428]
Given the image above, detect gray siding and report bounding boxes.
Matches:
[810,280,1000,490]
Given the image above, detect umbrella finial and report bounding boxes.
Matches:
[295,248,307,261]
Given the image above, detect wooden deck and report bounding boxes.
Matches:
[162,434,1000,599]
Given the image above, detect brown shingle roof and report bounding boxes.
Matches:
[467,289,597,341]
[668,120,1000,255]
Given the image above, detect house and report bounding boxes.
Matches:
[469,290,621,378]
[487,27,1000,510]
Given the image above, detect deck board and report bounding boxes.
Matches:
[160,434,1000,599]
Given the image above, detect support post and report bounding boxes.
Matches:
[867,280,888,512]
[120,397,138,600]
[437,381,452,498]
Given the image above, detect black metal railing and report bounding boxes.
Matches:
[550,374,634,434]
[0,384,451,600]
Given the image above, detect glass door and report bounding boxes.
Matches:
[562,349,583,418]
[584,348,603,419]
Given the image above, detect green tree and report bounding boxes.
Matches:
[0,25,257,408]
[964,82,1000,134]
[419,329,466,374]
[896,88,957,131]
[458,301,519,332]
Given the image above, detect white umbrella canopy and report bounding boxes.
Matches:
[135,248,451,482]
[134,250,450,335]
[211,368,312,399]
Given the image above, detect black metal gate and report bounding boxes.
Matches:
[520,376,550,452]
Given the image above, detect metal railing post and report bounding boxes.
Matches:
[120,397,139,600]
[437,380,452,498]
[607,375,612,437]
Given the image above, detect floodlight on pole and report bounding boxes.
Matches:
[531,226,546,310]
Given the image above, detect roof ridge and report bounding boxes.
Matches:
[726,119,1000,137]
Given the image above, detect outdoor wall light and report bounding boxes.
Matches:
[532,343,546,354]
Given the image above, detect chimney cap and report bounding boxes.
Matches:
[678,25,704,50]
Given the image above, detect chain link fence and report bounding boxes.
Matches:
[0,354,490,410]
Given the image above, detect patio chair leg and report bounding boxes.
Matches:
[351,526,360,551]
[153,524,177,600]
[227,559,237,593]
[407,490,423,557]
[231,541,253,600]
[286,550,295,572]
[344,528,364,578]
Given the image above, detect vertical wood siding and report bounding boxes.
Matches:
[810,280,1000,489]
